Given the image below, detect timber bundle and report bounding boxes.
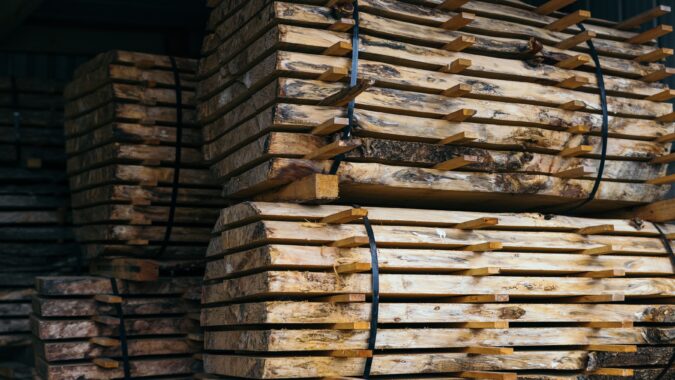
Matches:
[200,202,675,379]
[0,77,79,374]
[63,51,225,272]
[197,0,675,212]
[32,276,202,380]
[197,0,675,379]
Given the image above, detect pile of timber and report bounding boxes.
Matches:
[201,201,675,379]
[197,0,675,213]
[63,51,226,276]
[32,276,202,380]
[0,77,80,370]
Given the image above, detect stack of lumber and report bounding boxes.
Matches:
[63,51,226,277]
[32,276,202,380]
[197,0,675,213]
[201,201,675,379]
[0,78,80,372]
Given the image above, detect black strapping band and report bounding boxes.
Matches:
[329,0,360,175]
[556,23,609,213]
[10,77,22,164]
[654,223,675,380]
[156,56,184,257]
[361,212,379,378]
[109,278,131,379]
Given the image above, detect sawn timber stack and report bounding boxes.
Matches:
[63,51,226,278]
[32,276,202,380]
[197,0,675,213]
[0,77,80,370]
[201,202,675,379]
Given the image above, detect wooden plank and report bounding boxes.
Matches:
[616,5,671,30]
[627,25,673,44]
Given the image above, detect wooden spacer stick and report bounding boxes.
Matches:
[647,173,675,185]
[437,0,470,11]
[438,131,479,145]
[562,294,625,303]
[456,217,499,230]
[555,30,596,50]
[646,89,675,102]
[442,83,472,97]
[457,321,509,329]
[535,0,576,15]
[304,139,361,160]
[576,224,615,235]
[434,155,478,171]
[442,294,510,303]
[323,41,353,57]
[319,67,349,82]
[577,269,626,278]
[458,371,517,380]
[328,350,373,358]
[635,48,673,63]
[335,262,372,274]
[555,166,595,179]
[559,145,592,157]
[545,10,591,32]
[628,24,673,44]
[441,12,475,30]
[254,174,339,204]
[94,294,123,304]
[560,100,586,111]
[586,368,634,377]
[331,322,370,330]
[567,125,590,134]
[655,132,675,143]
[89,337,121,347]
[445,108,476,122]
[461,346,514,355]
[331,236,370,248]
[329,18,355,32]
[443,35,476,52]
[454,267,501,276]
[441,58,472,74]
[583,345,638,353]
[463,241,503,252]
[579,244,613,255]
[651,152,675,164]
[657,111,675,123]
[316,293,366,303]
[93,315,120,326]
[617,5,671,30]
[320,79,374,107]
[556,54,590,69]
[579,321,633,328]
[556,75,590,89]
[93,358,120,369]
[312,117,350,136]
[321,208,368,224]
[642,68,675,82]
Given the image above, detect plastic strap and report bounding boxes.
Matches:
[360,211,379,378]
[654,223,675,380]
[559,23,608,213]
[10,77,22,163]
[156,56,184,257]
[329,0,360,175]
[109,278,131,379]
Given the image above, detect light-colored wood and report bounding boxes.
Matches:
[642,67,675,82]
[89,337,121,347]
[555,55,590,69]
[657,111,675,123]
[634,48,673,63]
[456,217,498,230]
[463,242,502,252]
[576,224,614,235]
[434,155,478,171]
[319,67,349,82]
[438,131,478,145]
[444,109,476,121]
[458,371,516,380]
[559,100,585,111]
[92,358,119,369]
[555,31,595,49]
[442,294,509,303]
[583,345,637,353]
[627,24,673,44]
[579,245,613,255]
[442,84,472,97]
[457,321,509,329]
[321,208,369,224]
[255,173,339,204]
[554,166,594,179]
[336,262,372,274]
[329,18,355,32]
[567,125,590,134]
[616,5,671,30]
[304,140,361,160]
[312,117,350,136]
[461,347,514,355]
[651,152,675,164]
[535,0,576,15]
[331,236,371,248]
[331,322,370,330]
[316,294,366,303]
[586,368,634,377]
[441,12,475,30]
[443,35,476,51]
[93,294,123,304]
[646,89,675,102]
[440,58,472,74]
[655,132,675,143]
[562,294,624,303]
[627,198,675,222]
[579,321,633,328]
[329,350,373,358]
[545,10,591,32]
[437,0,470,11]
[324,41,352,57]
[578,269,625,278]
[454,267,500,276]
[647,173,675,185]
[559,145,592,157]
[556,75,589,89]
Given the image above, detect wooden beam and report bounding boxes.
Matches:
[255,174,339,204]
[545,10,591,32]
[555,54,590,69]
[312,117,350,136]
[440,58,472,74]
[617,5,671,30]
[634,48,673,63]
[627,24,673,44]
[441,12,475,30]
[535,0,576,15]
[443,35,475,51]
[555,30,596,50]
